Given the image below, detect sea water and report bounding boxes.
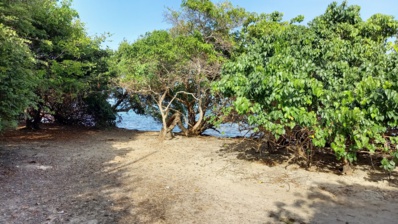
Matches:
[116,111,247,138]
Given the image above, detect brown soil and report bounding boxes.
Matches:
[0,124,397,224]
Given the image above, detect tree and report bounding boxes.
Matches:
[216,1,398,169]
[29,0,116,128]
[0,23,38,131]
[114,0,249,139]
[114,30,222,139]
[0,0,116,130]
[167,0,248,58]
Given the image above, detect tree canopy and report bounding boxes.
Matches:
[2,0,398,171]
[216,1,398,169]
[0,23,37,130]
[114,29,222,138]
[0,0,115,131]
[114,0,249,139]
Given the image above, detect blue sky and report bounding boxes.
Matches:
[71,0,398,50]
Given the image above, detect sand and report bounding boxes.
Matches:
[0,124,397,224]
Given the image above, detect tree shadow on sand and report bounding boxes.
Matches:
[0,124,166,223]
[268,180,398,224]
[220,139,398,177]
[219,139,398,224]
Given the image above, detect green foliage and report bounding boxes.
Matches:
[84,92,116,127]
[0,23,38,131]
[115,1,248,136]
[112,0,251,136]
[116,30,219,87]
[117,31,188,88]
[114,29,222,134]
[381,137,398,172]
[168,0,248,58]
[0,0,115,130]
[216,1,398,170]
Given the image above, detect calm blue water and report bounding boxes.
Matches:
[116,111,247,138]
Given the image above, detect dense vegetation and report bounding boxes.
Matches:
[216,1,398,170]
[112,0,248,139]
[1,0,398,171]
[0,0,116,130]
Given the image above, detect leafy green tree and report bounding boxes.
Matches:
[167,0,248,58]
[28,0,115,127]
[0,23,38,131]
[0,0,116,130]
[114,0,250,139]
[216,1,398,169]
[114,30,222,139]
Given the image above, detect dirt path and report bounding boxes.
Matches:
[1,125,397,224]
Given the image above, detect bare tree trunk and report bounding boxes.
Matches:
[157,92,169,141]
[160,112,189,140]
[189,98,204,135]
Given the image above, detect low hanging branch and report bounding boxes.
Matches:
[158,90,201,139]
[114,28,226,140]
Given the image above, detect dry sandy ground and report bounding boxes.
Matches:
[0,125,398,224]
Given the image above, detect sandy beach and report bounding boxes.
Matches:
[1,124,397,224]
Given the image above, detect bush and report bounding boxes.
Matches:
[216,2,398,169]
